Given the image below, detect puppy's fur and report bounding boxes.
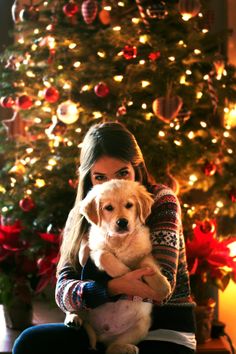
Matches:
[65,179,171,354]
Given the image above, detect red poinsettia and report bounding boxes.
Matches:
[0,218,61,305]
[186,219,236,303]
[35,232,61,293]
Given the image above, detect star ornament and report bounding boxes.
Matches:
[2,111,29,140]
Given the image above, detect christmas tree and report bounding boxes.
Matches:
[0,0,236,299]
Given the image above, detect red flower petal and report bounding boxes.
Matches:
[38,232,60,244]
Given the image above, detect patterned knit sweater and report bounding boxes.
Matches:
[55,184,196,333]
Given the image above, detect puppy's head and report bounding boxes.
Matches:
[80,179,154,237]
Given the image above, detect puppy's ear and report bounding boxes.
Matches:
[80,191,99,225]
[136,186,154,224]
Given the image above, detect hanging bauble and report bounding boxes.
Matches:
[0,96,15,108]
[152,95,183,123]
[19,196,35,212]
[68,178,78,189]
[116,105,127,116]
[198,218,216,234]
[149,51,161,61]
[99,8,111,25]
[94,82,109,97]
[56,100,79,124]
[2,111,28,140]
[178,0,201,21]
[81,0,98,24]
[123,45,137,60]
[11,0,23,23]
[16,95,33,110]
[229,187,236,203]
[44,87,60,103]
[202,160,217,176]
[63,2,79,17]
[146,1,168,19]
[19,6,40,22]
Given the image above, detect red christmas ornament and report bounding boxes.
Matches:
[229,188,236,203]
[81,0,98,24]
[68,178,78,189]
[0,96,15,108]
[94,82,109,97]
[149,51,161,61]
[123,45,137,60]
[19,196,35,212]
[63,2,79,17]
[202,161,217,176]
[44,87,60,103]
[199,219,216,234]
[116,105,127,116]
[99,9,111,25]
[16,94,33,110]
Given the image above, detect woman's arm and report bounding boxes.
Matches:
[147,184,182,298]
[55,264,159,313]
[55,264,112,312]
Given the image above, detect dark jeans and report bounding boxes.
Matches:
[12,323,195,354]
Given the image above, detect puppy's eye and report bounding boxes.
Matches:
[126,202,133,209]
[104,205,114,211]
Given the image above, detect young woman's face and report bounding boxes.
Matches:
[90,156,135,186]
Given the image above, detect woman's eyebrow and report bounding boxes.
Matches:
[115,167,129,173]
[92,172,106,175]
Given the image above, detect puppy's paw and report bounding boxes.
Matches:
[143,273,171,301]
[108,265,131,278]
[64,313,83,328]
[106,343,139,354]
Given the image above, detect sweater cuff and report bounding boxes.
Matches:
[83,280,112,308]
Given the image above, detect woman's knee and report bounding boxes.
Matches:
[12,326,43,354]
[12,323,91,354]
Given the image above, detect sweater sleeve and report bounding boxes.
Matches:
[147,184,182,297]
[55,264,112,312]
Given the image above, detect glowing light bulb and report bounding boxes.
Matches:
[113,75,123,82]
[69,43,77,49]
[141,81,150,88]
[35,179,46,188]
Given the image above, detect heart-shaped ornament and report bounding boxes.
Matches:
[152,95,183,123]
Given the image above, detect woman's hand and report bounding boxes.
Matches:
[107,267,161,302]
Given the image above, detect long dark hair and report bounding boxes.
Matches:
[57,122,153,271]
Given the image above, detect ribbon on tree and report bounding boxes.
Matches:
[207,69,218,113]
[135,0,150,27]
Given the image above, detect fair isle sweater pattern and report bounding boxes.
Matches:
[55,184,195,332]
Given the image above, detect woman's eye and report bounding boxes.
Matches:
[95,175,106,181]
[104,205,114,211]
[117,170,129,178]
[126,202,133,209]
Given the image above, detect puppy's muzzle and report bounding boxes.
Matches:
[116,218,129,232]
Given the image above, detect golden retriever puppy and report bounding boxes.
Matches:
[65,179,171,354]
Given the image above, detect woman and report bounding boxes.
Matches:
[13,122,196,354]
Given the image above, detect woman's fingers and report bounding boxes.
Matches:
[108,267,161,301]
[127,267,156,279]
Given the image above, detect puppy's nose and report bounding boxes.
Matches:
[116,218,128,230]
